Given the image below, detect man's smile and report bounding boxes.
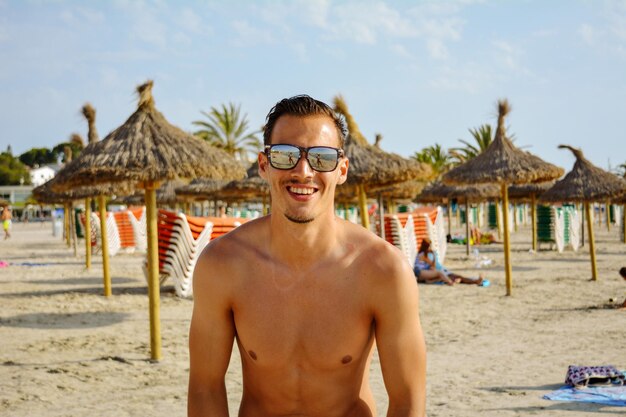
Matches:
[287,185,316,195]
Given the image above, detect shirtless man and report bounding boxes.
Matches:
[188,95,426,417]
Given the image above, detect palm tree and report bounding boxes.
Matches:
[192,103,261,161]
[412,143,452,179]
[449,124,494,164]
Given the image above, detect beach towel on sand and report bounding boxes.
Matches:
[543,385,626,406]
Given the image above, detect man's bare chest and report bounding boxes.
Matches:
[231,269,373,369]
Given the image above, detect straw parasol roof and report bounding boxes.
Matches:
[50,81,246,362]
[539,145,626,282]
[370,179,427,201]
[333,96,431,189]
[51,80,245,191]
[219,161,269,201]
[332,96,431,230]
[539,145,626,203]
[175,178,229,200]
[120,179,187,206]
[443,100,563,186]
[417,181,500,204]
[508,181,554,202]
[441,99,564,296]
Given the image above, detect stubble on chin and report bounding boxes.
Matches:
[284,213,314,224]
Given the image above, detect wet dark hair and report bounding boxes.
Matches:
[418,238,431,254]
[263,95,348,148]
[620,267,626,278]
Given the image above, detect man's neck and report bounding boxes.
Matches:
[267,211,341,268]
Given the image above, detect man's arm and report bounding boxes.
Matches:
[188,247,236,417]
[372,246,426,417]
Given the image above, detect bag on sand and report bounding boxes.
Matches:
[565,365,625,388]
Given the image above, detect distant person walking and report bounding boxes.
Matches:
[2,206,12,240]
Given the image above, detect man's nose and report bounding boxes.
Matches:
[290,154,314,178]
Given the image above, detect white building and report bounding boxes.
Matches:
[29,164,61,187]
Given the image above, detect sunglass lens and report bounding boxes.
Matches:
[307,147,338,172]
[270,145,300,169]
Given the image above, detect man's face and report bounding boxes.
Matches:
[259,114,348,224]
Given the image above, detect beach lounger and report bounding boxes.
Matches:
[147,210,247,297]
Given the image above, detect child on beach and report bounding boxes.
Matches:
[414,238,488,286]
[2,207,12,240]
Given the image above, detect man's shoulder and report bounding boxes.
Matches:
[338,218,412,279]
[201,215,269,259]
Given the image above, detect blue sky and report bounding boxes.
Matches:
[1,0,625,173]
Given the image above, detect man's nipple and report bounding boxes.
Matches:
[341,355,352,364]
[248,350,258,360]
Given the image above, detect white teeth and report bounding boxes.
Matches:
[289,187,314,195]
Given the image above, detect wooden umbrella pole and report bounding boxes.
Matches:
[513,203,518,232]
[98,195,112,297]
[447,202,452,237]
[531,194,537,252]
[85,197,91,269]
[623,204,626,244]
[501,183,513,296]
[585,201,598,281]
[606,199,611,232]
[465,200,470,257]
[581,203,585,247]
[64,202,71,247]
[145,182,162,361]
[70,202,78,257]
[495,200,501,240]
[358,184,370,229]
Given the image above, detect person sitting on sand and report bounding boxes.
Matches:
[471,227,499,245]
[414,238,487,286]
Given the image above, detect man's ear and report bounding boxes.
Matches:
[258,152,270,180]
[336,157,349,185]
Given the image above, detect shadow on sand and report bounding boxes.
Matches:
[0,311,131,329]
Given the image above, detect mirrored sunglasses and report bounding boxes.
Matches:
[265,144,344,173]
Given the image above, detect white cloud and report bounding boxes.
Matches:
[492,40,525,72]
[290,42,309,61]
[99,67,121,88]
[173,31,192,46]
[579,23,595,45]
[427,39,448,60]
[177,7,204,35]
[130,11,167,48]
[231,20,275,46]
[428,64,488,94]
[328,2,418,44]
[59,7,105,26]
[606,0,626,41]
[390,44,413,60]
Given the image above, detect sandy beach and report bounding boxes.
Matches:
[0,220,624,417]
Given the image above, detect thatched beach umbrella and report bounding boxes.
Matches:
[219,162,270,213]
[417,181,500,255]
[333,96,431,230]
[612,192,626,244]
[120,179,187,208]
[442,99,564,295]
[508,181,555,251]
[540,145,626,280]
[175,178,229,216]
[52,80,245,361]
